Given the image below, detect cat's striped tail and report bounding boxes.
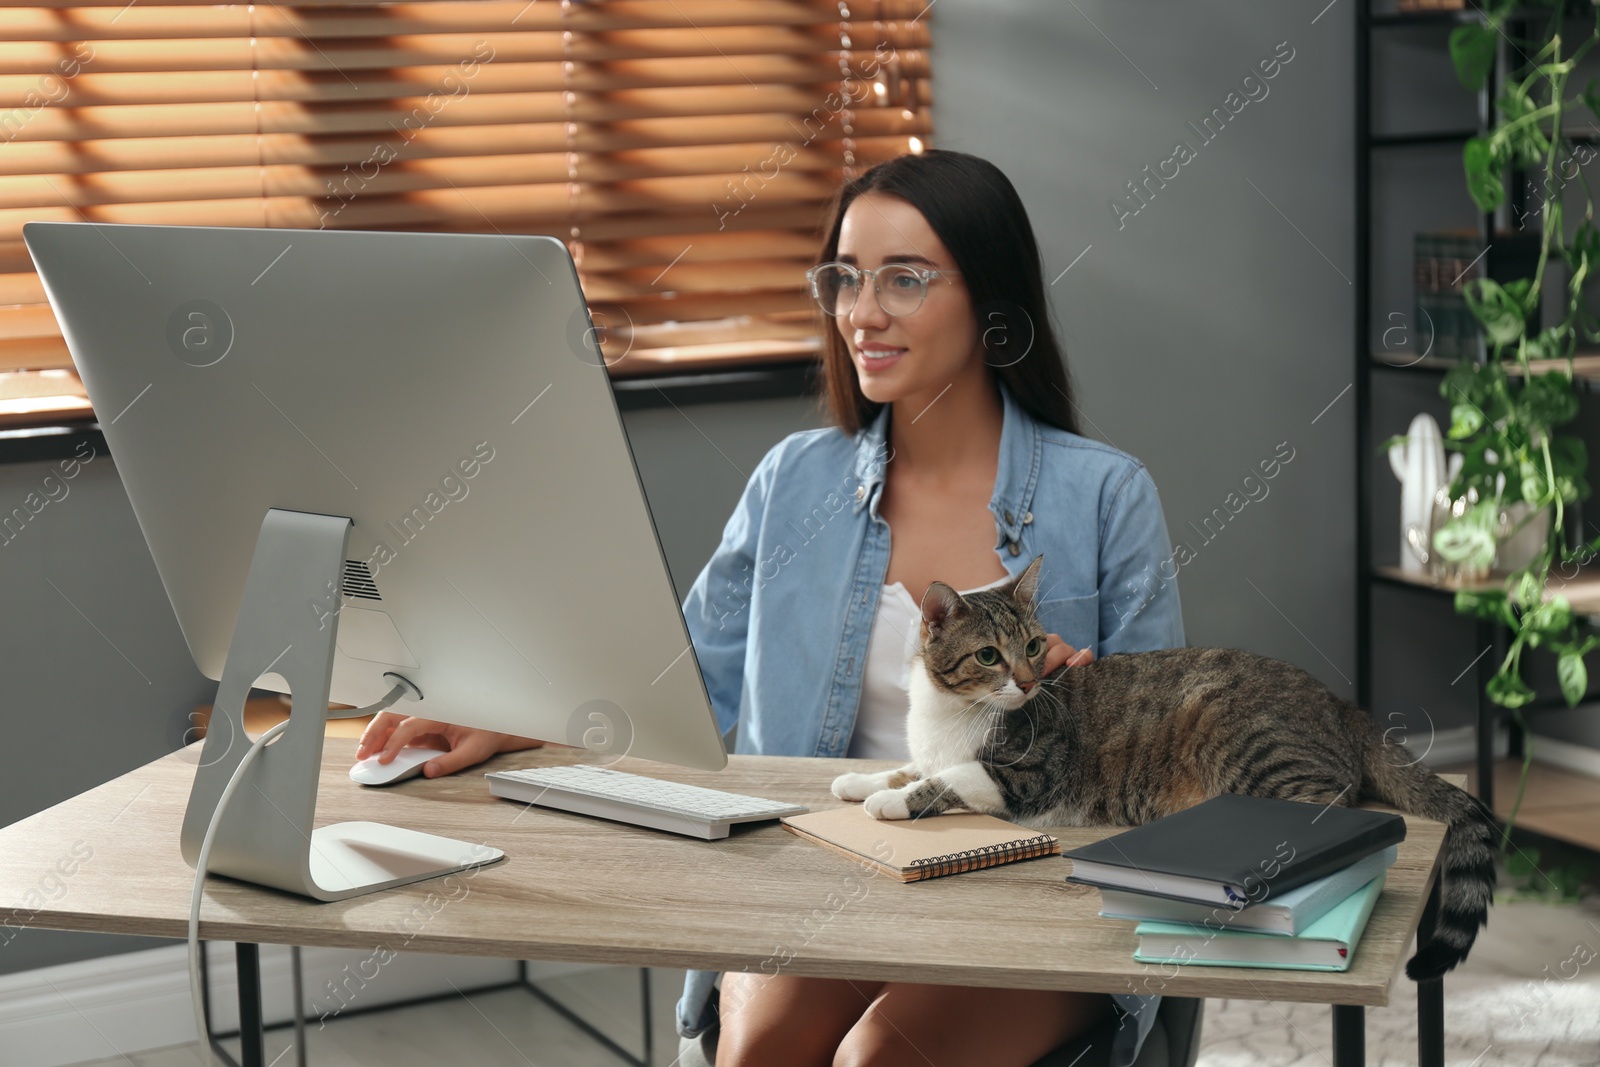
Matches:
[1359,727,1498,981]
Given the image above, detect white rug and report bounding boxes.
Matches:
[1198,900,1600,1067]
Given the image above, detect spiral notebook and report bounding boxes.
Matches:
[779,806,1060,882]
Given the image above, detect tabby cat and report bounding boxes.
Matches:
[830,554,1497,981]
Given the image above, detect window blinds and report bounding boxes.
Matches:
[0,0,934,420]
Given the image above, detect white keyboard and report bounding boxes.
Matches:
[485,764,808,840]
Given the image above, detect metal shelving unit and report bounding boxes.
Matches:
[1358,2,1511,815]
[1357,2,1600,822]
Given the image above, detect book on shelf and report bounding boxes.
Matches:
[1396,0,1465,12]
[1061,792,1406,908]
[779,806,1060,883]
[1131,871,1387,971]
[1412,229,1479,363]
[1096,844,1398,936]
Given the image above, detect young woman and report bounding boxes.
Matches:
[357,149,1185,1067]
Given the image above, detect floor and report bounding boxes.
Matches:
[77,966,685,1067]
[1198,890,1600,1067]
[72,881,1600,1067]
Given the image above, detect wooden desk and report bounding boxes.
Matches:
[0,742,1454,1067]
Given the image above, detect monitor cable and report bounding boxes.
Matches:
[187,676,420,1065]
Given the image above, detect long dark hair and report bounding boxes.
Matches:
[813,149,1078,437]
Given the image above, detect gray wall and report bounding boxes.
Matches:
[622,397,825,601]
[0,449,216,974]
[933,3,1358,692]
[927,1,1600,750]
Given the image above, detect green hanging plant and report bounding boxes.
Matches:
[1380,0,1600,903]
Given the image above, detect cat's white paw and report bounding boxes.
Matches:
[831,772,879,801]
[863,789,911,820]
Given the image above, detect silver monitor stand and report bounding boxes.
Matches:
[182,508,501,900]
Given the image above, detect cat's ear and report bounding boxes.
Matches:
[920,581,966,638]
[1010,553,1044,606]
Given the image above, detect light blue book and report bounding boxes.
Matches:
[1100,845,1396,936]
[1131,872,1386,971]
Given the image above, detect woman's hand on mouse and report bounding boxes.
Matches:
[356,711,547,778]
[1041,633,1094,677]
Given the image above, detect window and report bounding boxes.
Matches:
[0,0,934,426]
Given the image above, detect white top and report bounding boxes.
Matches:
[846,573,1012,760]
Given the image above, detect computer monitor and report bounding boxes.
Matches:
[22,220,729,900]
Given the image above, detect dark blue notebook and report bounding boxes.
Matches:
[1063,792,1406,909]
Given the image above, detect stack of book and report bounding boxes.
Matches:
[1063,793,1407,971]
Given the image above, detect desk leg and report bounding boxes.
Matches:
[1417,867,1446,1067]
[640,967,653,1067]
[291,945,308,1067]
[1332,1004,1364,1067]
[1417,978,1445,1067]
[237,943,265,1067]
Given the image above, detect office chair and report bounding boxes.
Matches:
[676,990,1204,1067]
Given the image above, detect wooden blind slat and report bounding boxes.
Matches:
[596,288,815,327]
[0,368,89,418]
[0,115,928,179]
[0,136,913,214]
[0,202,840,281]
[4,2,933,40]
[545,200,833,242]
[616,315,818,349]
[2,24,928,74]
[0,85,933,142]
[577,229,821,270]
[605,338,820,377]
[0,52,930,109]
[0,303,57,341]
[19,0,919,7]
[0,334,74,373]
[585,258,815,302]
[0,273,46,308]
[0,168,845,231]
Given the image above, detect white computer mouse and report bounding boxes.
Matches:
[348,746,449,786]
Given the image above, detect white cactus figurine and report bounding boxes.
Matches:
[1388,413,1447,575]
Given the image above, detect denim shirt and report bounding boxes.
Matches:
[673,377,1186,1065]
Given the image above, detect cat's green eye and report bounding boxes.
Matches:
[1025,637,1043,658]
[975,646,1000,667]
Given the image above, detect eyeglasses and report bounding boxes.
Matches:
[804,261,961,318]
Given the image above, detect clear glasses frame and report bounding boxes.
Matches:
[804,261,962,318]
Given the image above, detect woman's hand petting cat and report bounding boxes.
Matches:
[1042,633,1094,676]
[355,711,549,778]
